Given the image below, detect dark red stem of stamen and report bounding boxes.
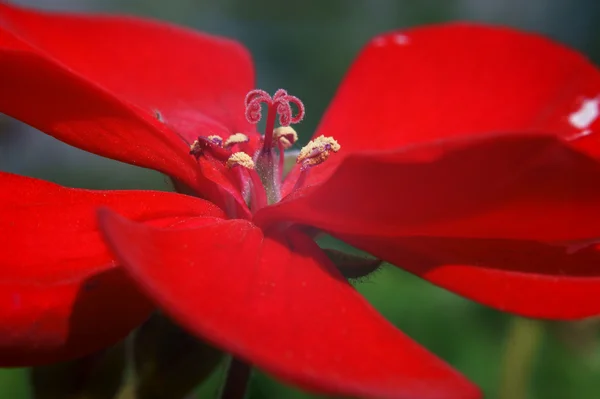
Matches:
[292,169,308,194]
[231,167,249,198]
[277,141,285,182]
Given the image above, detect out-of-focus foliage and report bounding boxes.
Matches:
[1,0,600,398]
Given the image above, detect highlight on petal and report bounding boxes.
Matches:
[99,210,480,399]
[0,172,224,366]
[314,23,600,153]
[0,3,256,205]
[258,136,600,319]
[284,23,600,193]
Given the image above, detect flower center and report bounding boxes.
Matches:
[189,89,340,214]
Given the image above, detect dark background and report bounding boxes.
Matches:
[1,1,599,398]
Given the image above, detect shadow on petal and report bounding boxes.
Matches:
[0,266,153,367]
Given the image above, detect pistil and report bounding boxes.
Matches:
[245,89,304,152]
[244,89,305,203]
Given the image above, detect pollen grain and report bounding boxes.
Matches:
[224,133,250,147]
[226,152,255,169]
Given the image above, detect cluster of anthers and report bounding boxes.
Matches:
[189,89,340,212]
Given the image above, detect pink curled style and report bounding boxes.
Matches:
[244,89,305,126]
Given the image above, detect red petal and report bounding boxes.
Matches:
[0,3,255,204]
[283,24,600,193]
[262,136,600,319]
[261,135,600,242]
[0,172,224,366]
[338,235,600,320]
[98,211,480,399]
[314,23,600,153]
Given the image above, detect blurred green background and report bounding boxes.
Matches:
[1,0,600,398]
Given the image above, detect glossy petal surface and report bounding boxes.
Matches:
[99,211,479,399]
[0,3,255,203]
[267,136,600,241]
[260,136,600,318]
[316,23,600,152]
[284,23,600,192]
[0,172,224,365]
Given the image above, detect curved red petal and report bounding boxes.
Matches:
[262,136,600,319]
[0,3,255,203]
[338,234,600,319]
[260,135,600,242]
[313,23,600,153]
[0,172,224,366]
[285,24,600,193]
[98,211,480,399]
[0,3,255,141]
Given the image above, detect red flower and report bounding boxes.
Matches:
[2,2,600,398]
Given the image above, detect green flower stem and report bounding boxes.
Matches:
[115,384,136,399]
[499,317,544,399]
[218,357,252,399]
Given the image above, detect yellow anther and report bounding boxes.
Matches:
[207,135,224,146]
[273,126,298,149]
[300,152,331,169]
[297,135,340,169]
[226,152,255,169]
[224,133,249,147]
[189,139,201,154]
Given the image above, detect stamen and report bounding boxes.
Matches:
[189,136,231,162]
[273,126,298,149]
[291,168,309,193]
[226,152,255,169]
[226,152,268,212]
[226,152,253,206]
[207,135,224,146]
[297,135,340,170]
[244,89,305,150]
[273,126,298,182]
[224,133,250,148]
[189,139,202,156]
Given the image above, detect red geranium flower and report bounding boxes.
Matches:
[2,2,600,398]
